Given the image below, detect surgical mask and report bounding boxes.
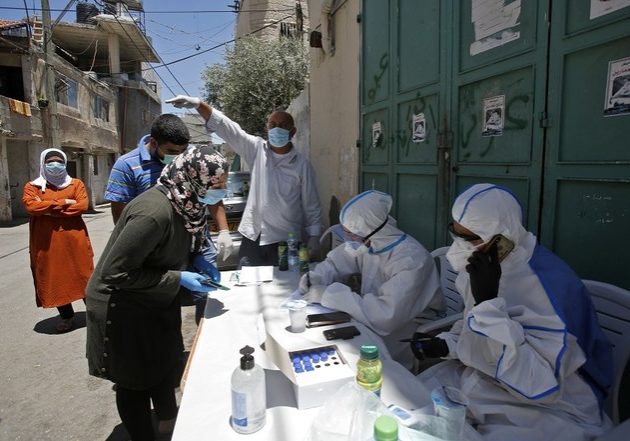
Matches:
[197,188,227,205]
[268,127,291,147]
[45,161,66,175]
[344,241,369,257]
[446,238,490,272]
[160,154,177,165]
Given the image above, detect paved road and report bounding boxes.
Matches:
[0,205,198,441]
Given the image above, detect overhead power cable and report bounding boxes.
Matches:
[141,12,295,71]
[0,6,294,14]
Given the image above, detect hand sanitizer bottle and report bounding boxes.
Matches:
[231,345,266,434]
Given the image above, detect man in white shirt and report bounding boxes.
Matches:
[166,95,323,267]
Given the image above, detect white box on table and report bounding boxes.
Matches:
[265,320,355,409]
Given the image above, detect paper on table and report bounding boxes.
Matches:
[238,265,274,284]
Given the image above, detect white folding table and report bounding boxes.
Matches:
[172,268,432,441]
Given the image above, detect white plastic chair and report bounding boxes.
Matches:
[416,246,464,334]
[583,279,630,425]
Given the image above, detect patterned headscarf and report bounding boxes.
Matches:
[156,145,229,252]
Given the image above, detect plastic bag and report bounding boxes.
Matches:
[305,382,385,441]
[305,382,477,441]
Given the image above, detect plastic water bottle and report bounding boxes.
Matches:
[356,344,383,397]
[278,241,288,271]
[287,232,299,272]
[231,346,266,434]
[370,415,398,441]
[298,244,309,274]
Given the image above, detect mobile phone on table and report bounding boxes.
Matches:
[485,234,515,263]
[323,325,360,340]
[201,278,231,291]
[306,311,351,328]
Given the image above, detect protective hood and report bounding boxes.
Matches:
[451,183,536,267]
[340,190,405,253]
[31,148,72,192]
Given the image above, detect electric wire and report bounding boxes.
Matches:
[0,6,295,14]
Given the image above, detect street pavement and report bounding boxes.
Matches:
[0,204,198,441]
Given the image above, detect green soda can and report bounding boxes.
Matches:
[278,241,288,271]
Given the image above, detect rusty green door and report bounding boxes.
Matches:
[361,0,451,250]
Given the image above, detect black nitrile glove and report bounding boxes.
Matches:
[409,332,449,360]
[466,241,502,305]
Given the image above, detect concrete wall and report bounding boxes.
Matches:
[236,0,309,40]
[4,140,42,219]
[120,87,161,151]
[306,0,360,227]
[0,138,10,220]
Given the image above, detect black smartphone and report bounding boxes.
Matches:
[306,311,352,328]
[323,325,360,340]
[201,278,231,291]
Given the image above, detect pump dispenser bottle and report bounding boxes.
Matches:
[231,345,267,434]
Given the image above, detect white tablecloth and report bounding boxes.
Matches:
[172,268,432,441]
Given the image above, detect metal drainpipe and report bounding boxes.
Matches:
[120,86,128,154]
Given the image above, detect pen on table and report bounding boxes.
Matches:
[399,337,434,343]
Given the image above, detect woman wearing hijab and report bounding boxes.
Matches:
[86,146,229,441]
[22,148,94,333]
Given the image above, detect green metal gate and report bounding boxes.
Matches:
[361,0,630,288]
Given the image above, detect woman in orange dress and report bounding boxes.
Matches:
[22,148,94,333]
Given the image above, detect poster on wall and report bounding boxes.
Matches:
[482,95,505,137]
[371,121,382,148]
[603,57,630,117]
[412,113,426,143]
[590,0,630,20]
[470,0,521,56]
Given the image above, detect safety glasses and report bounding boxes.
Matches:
[448,222,481,242]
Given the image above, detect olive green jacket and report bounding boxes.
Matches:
[86,188,191,390]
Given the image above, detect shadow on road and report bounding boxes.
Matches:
[0,218,29,228]
[33,311,87,334]
[105,423,130,441]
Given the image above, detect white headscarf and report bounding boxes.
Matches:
[339,190,404,253]
[31,148,72,192]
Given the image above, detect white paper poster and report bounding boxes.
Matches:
[470,0,521,56]
[412,113,426,143]
[482,95,505,137]
[603,57,630,117]
[590,0,630,19]
[371,121,382,148]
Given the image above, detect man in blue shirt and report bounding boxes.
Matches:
[106,114,190,223]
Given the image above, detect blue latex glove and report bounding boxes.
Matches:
[192,253,221,283]
[179,271,211,292]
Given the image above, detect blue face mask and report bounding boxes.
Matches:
[45,161,66,175]
[197,188,228,205]
[268,127,291,147]
[160,154,177,165]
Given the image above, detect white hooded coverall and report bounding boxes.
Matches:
[419,184,613,441]
[308,191,445,368]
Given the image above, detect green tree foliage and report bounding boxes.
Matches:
[202,36,309,137]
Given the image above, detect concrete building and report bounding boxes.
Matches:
[304,0,360,226]
[234,0,308,40]
[0,1,161,221]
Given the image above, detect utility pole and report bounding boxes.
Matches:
[41,0,60,147]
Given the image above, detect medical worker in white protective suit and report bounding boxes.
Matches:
[299,190,445,369]
[411,184,613,441]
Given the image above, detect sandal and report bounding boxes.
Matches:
[56,317,74,333]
